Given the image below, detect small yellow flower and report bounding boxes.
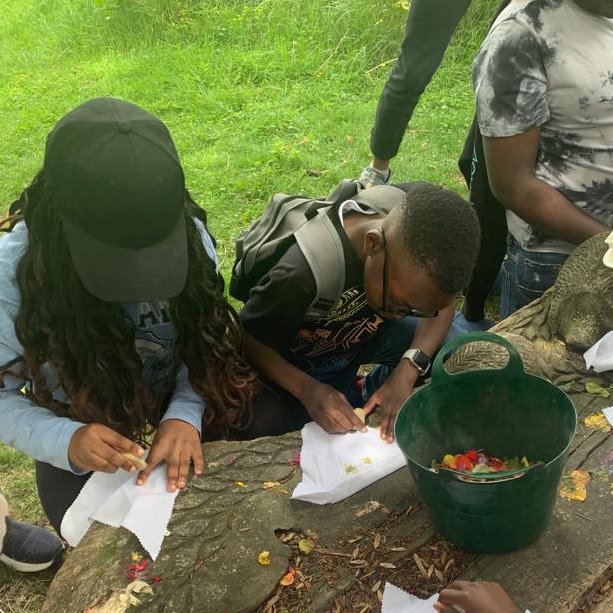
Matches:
[258,551,271,566]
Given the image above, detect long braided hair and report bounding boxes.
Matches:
[0,171,257,440]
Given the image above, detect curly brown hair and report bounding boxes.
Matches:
[0,171,257,440]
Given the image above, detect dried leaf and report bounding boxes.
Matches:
[235,481,245,487]
[560,470,591,502]
[373,533,381,550]
[413,553,429,579]
[435,568,445,582]
[371,580,382,593]
[427,564,434,578]
[263,481,281,489]
[390,546,406,552]
[585,381,610,397]
[280,531,295,543]
[280,567,296,586]
[377,589,383,603]
[441,551,447,566]
[354,408,366,423]
[444,559,454,573]
[351,546,360,559]
[583,412,612,432]
[258,551,271,566]
[355,500,381,518]
[263,594,280,612]
[379,562,396,569]
[298,538,314,555]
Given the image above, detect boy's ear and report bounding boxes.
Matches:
[363,227,385,257]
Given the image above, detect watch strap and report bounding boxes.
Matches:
[402,348,431,374]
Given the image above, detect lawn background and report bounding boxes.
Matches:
[0,0,499,610]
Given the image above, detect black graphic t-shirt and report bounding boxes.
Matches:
[239,207,385,377]
[473,0,613,253]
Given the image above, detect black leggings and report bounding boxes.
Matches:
[36,381,309,537]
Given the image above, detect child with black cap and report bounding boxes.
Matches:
[0,97,280,539]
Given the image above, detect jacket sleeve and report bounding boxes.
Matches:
[0,223,86,473]
[160,363,205,435]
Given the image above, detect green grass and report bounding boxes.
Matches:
[0,0,499,610]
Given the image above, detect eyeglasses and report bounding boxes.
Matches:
[378,227,439,319]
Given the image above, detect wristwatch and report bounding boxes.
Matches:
[402,348,431,375]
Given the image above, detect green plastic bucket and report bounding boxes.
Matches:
[394,332,576,553]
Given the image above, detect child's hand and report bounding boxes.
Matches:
[302,382,367,434]
[434,581,522,613]
[138,419,204,492]
[68,423,145,473]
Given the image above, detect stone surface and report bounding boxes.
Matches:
[42,434,418,613]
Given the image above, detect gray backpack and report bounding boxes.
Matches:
[230,181,406,320]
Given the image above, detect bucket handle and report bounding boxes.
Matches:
[430,332,525,385]
[436,461,544,484]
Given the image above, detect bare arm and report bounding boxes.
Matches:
[364,302,455,442]
[483,129,608,244]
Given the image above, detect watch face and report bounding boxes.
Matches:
[406,349,430,372]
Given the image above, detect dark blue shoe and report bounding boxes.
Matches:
[1,518,63,572]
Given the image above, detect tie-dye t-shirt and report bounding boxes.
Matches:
[473,0,613,253]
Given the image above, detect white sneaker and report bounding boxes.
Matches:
[359,165,391,188]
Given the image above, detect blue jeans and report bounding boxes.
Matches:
[500,237,568,318]
[309,316,420,403]
[370,0,472,160]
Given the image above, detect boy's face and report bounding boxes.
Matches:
[362,226,454,319]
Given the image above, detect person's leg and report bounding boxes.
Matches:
[369,0,472,163]
[225,380,311,441]
[500,237,568,318]
[1,488,64,572]
[35,462,91,537]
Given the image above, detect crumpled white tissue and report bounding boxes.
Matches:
[583,331,613,373]
[603,407,613,428]
[61,465,178,560]
[381,582,439,612]
[291,421,406,504]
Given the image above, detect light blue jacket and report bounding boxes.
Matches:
[0,220,218,473]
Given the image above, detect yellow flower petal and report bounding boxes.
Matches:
[258,550,271,566]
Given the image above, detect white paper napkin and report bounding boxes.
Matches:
[584,331,613,373]
[291,422,406,504]
[603,407,613,428]
[61,465,178,560]
[381,582,439,612]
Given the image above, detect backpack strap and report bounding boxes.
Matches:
[295,208,346,320]
[351,184,406,214]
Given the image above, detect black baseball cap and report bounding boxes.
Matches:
[43,97,188,302]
